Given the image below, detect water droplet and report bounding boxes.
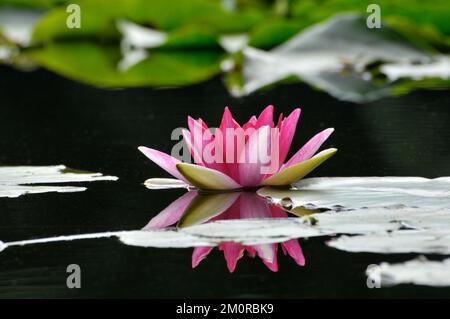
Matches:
[0,241,7,252]
[280,197,293,210]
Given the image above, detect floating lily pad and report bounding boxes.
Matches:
[30,0,263,43]
[328,229,450,255]
[28,42,223,87]
[258,176,450,210]
[237,14,450,102]
[0,165,117,198]
[366,257,450,287]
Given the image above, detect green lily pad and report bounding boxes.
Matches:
[28,41,222,87]
[30,0,263,43]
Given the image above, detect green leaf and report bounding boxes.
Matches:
[28,41,222,87]
[262,148,337,186]
[1,0,68,9]
[291,0,450,37]
[248,19,306,50]
[31,0,264,43]
[162,24,219,49]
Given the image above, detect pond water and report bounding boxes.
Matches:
[1,64,450,298]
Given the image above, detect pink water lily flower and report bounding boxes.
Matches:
[139,105,336,190]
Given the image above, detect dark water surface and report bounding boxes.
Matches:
[1,65,450,298]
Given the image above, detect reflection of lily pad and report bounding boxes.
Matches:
[28,42,223,87]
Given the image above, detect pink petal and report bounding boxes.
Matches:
[255,244,278,272]
[255,105,274,128]
[246,246,257,258]
[238,126,273,187]
[184,125,227,174]
[278,108,301,166]
[187,116,208,157]
[281,240,305,266]
[182,129,205,166]
[192,246,214,268]
[138,146,189,182]
[142,191,197,230]
[239,192,271,219]
[219,107,241,181]
[243,116,257,130]
[220,242,245,273]
[198,118,209,130]
[276,113,283,129]
[269,204,288,218]
[283,128,334,169]
[219,194,242,220]
[268,205,306,266]
[219,107,240,131]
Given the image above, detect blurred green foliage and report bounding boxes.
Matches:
[1,0,449,96]
[2,0,447,49]
[29,42,223,87]
[27,0,265,43]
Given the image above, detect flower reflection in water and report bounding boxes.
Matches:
[143,191,305,272]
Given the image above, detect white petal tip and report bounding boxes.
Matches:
[318,148,338,156]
